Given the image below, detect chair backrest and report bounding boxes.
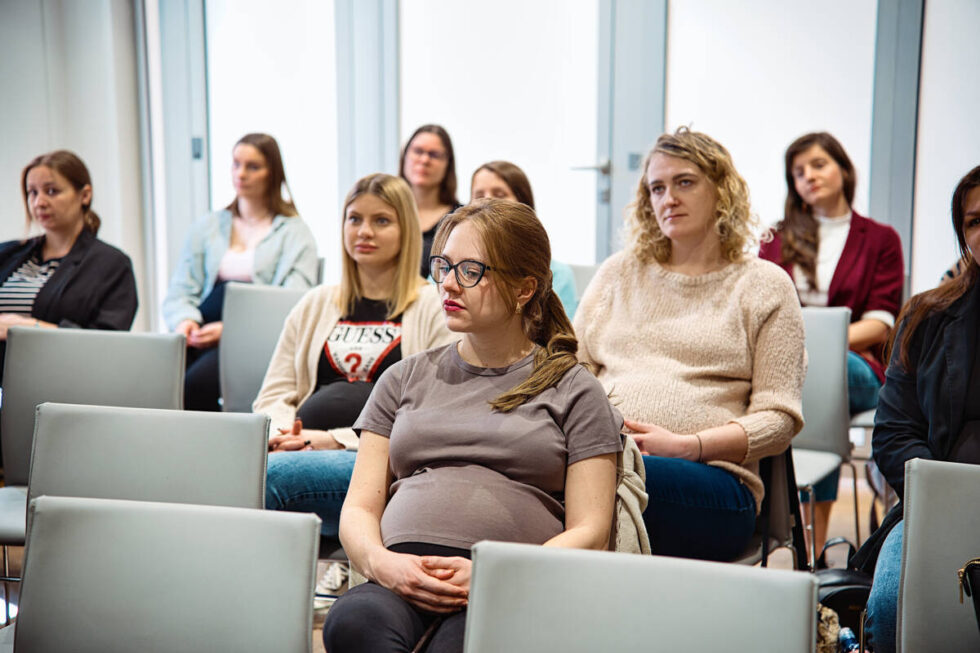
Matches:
[16,496,319,653]
[26,403,270,536]
[464,541,818,653]
[0,328,184,485]
[898,458,980,653]
[567,263,599,303]
[796,307,852,459]
[219,282,307,412]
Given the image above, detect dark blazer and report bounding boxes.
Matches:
[0,229,138,330]
[760,211,904,381]
[851,277,979,573]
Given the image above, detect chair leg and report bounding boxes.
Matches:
[846,461,860,545]
[804,484,817,569]
[2,545,8,626]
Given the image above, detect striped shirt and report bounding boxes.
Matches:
[0,252,62,315]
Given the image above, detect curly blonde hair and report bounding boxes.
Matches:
[626,127,761,264]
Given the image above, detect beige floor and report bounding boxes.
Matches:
[1,449,880,651]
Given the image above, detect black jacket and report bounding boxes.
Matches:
[0,230,138,331]
[852,278,980,572]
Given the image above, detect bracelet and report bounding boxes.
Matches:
[694,433,704,463]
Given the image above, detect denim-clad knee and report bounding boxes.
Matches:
[265,449,356,537]
[866,520,903,653]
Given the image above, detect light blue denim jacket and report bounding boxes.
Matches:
[162,209,318,329]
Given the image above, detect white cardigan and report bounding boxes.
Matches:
[253,283,456,449]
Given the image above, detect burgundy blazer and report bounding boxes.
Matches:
[759,211,904,382]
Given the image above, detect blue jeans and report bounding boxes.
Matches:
[641,456,757,561]
[265,450,357,537]
[866,519,903,653]
[848,351,881,416]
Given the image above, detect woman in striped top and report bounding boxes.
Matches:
[0,150,138,383]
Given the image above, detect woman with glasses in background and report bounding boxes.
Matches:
[399,124,461,278]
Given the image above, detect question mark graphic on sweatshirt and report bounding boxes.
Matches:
[345,352,362,375]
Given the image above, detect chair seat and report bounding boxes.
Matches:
[0,487,27,544]
[0,623,14,652]
[850,409,876,429]
[792,449,843,489]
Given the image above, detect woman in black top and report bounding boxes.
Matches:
[398,125,461,278]
[862,165,980,653]
[0,150,137,382]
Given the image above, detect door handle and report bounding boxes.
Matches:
[571,158,611,176]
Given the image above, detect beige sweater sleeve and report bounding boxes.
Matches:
[732,268,807,464]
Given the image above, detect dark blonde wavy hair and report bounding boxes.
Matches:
[431,199,580,412]
[626,127,759,264]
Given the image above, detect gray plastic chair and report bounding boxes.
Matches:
[733,448,809,569]
[898,459,980,653]
[567,263,599,304]
[795,307,857,566]
[6,496,319,653]
[464,541,818,653]
[0,328,184,574]
[24,403,269,538]
[219,282,307,413]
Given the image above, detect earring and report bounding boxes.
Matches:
[515,302,522,315]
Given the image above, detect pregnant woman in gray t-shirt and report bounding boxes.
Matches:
[323,199,623,653]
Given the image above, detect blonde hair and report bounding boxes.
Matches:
[432,199,581,412]
[337,174,424,317]
[626,127,760,264]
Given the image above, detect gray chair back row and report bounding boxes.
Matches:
[219,282,307,413]
[25,403,270,537]
[1,327,185,487]
[9,496,319,653]
[899,459,980,652]
[464,541,819,653]
[797,306,852,459]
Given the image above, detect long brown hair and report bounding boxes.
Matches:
[471,161,535,209]
[22,150,100,236]
[431,199,578,412]
[399,124,459,206]
[779,132,857,289]
[338,174,424,318]
[627,127,758,264]
[225,133,298,217]
[890,165,980,370]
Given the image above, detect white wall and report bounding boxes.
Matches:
[911,0,980,294]
[0,0,147,328]
[399,0,599,266]
[205,0,340,283]
[665,0,877,231]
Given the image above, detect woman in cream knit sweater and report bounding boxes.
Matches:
[574,128,807,561]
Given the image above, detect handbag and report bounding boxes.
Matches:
[816,537,873,634]
[958,557,980,636]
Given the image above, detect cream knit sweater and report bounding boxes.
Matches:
[574,251,806,510]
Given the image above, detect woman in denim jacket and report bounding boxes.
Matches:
[163,133,318,411]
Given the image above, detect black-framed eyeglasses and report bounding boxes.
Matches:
[429,255,493,288]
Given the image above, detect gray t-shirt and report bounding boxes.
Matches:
[354,343,623,550]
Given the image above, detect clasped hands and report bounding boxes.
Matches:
[176,319,222,349]
[372,550,471,614]
[623,418,700,461]
[268,419,342,452]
